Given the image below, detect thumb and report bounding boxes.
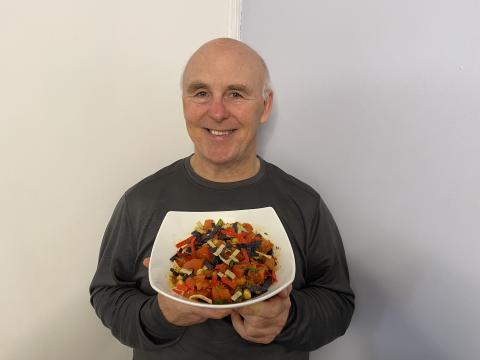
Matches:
[277,284,292,299]
[143,257,151,269]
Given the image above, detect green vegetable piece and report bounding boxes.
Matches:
[216,219,224,227]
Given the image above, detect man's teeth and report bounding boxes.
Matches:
[209,129,233,136]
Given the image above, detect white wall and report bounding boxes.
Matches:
[0,1,235,359]
[242,0,480,359]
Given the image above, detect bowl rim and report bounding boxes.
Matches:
[148,207,296,309]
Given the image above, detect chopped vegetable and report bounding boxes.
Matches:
[255,250,272,259]
[169,219,278,305]
[225,269,236,279]
[213,244,226,257]
[231,290,242,301]
[189,294,213,304]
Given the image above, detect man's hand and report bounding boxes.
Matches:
[143,257,231,326]
[231,285,292,344]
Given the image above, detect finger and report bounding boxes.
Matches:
[277,284,293,299]
[238,297,285,318]
[237,301,265,317]
[142,257,150,269]
[231,312,276,343]
[231,312,248,338]
[199,308,232,319]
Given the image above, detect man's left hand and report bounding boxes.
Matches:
[231,285,292,344]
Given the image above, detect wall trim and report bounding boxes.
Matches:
[226,0,242,39]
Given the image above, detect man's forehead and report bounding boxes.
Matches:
[182,39,267,87]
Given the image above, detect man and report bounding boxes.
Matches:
[90,38,354,360]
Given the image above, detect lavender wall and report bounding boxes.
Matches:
[242,1,480,359]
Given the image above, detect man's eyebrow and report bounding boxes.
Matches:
[227,84,251,94]
[185,81,208,93]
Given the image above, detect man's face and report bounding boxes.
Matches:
[182,42,272,167]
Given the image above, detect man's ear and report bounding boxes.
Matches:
[260,90,274,124]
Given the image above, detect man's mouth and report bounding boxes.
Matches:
[208,129,235,136]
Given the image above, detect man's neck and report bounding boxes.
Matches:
[190,154,260,183]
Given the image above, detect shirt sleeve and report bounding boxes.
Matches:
[89,195,186,350]
[274,196,355,350]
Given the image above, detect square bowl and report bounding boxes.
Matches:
[148,207,295,309]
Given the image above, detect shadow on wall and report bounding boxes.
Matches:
[257,98,279,158]
[8,289,130,360]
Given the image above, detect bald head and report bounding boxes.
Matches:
[181,38,271,99]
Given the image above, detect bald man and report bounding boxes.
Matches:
[90,38,354,360]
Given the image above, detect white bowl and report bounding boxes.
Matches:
[148,207,295,309]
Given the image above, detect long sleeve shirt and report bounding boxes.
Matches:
[89,156,355,360]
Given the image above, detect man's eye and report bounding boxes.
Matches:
[229,91,243,98]
[194,91,209,97]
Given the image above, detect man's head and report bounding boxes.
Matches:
[181,38,273,169]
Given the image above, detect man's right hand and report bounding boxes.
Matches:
[143,257,231,326]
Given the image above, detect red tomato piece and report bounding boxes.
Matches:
[212,286,232,303]
[215,263,228,273]
[221,276,237,289]
[204,219,214,230]
[182,258,204,270]
[196,245,213,262]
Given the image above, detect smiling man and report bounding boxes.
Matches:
[182,39,273,181]
[90,38,354,360]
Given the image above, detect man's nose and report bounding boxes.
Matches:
[208,97,229,122]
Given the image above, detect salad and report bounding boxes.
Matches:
[169,219,278,304]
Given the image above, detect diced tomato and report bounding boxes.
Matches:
[236,276,246,286]
[212,286,232,303]
[196,288,212,299]
[221,276,237,289]
[240,248,249,263]
[221,228,237,237]
[236,232,247,244]
[264,257,276,270]
[175,283,189,292]
[175,257,186,267]
[215,263,228,273]
[194,275,209,290]
[194,274,205,282]
[172,287,184,295]
[244,231,255,243]
[259,239,273,254]
[182,258,204,270]
[249,266,266,284]
[196,245,213,262]
[185,277,195,290]
[204,219,214,230]
[242,223,253,232]
[232,264,247,278]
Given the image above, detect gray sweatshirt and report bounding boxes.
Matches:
[89,156,354,360]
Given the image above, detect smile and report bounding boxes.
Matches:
[208,129,235,136]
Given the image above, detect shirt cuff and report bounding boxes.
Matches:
[140,295,186,344]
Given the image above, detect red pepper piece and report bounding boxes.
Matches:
[221,228,237,237]
[241,248,249,264]
[176,236,194,248]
